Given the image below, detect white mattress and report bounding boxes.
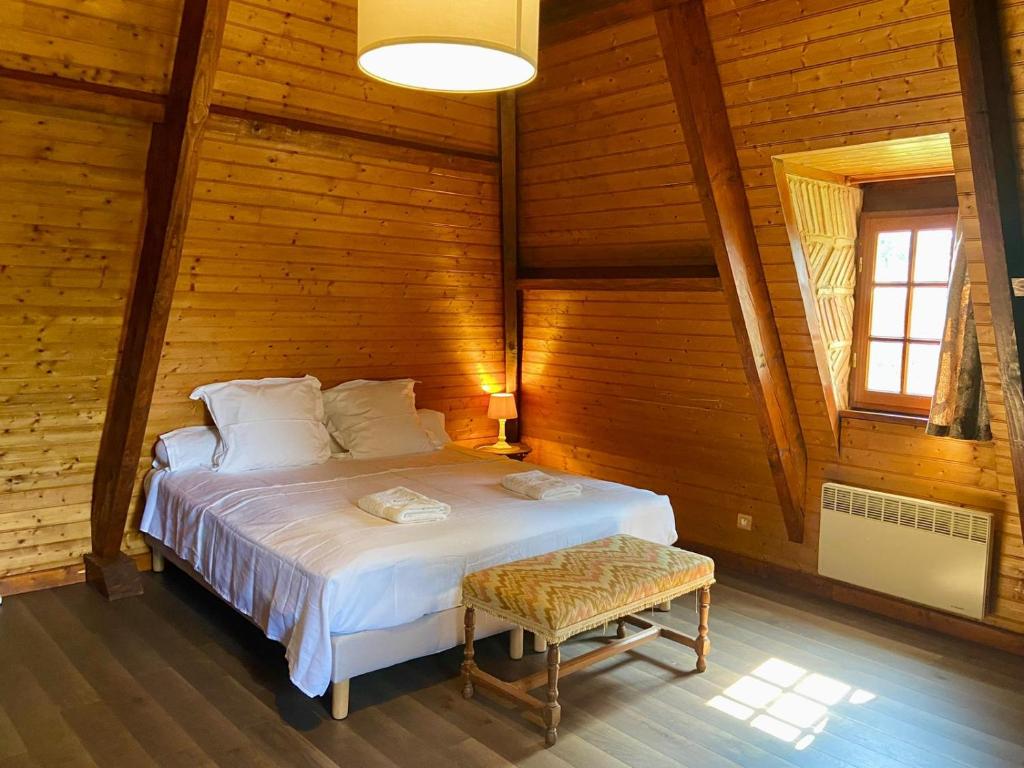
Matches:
[140,446,677,696]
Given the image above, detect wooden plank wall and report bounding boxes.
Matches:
[517,14,792,565]
[215,0,496,154]
[519,0,1024,634]
[0,0,183,92]
[0,102,149,581]
[0,0,502,588]
[139,114,503,473]
[518,15,709,269]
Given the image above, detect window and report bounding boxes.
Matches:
[851,210,956,415]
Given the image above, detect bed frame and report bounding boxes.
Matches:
[146,536,529,719]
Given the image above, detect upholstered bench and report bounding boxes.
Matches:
[460,534,715,746]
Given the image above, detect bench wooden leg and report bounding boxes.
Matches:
[544,643,561,747]
[695,586,711,673]
[616,618,626,639]
[462,606,476,698]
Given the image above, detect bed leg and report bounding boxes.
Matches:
[533,633,547,653]
[655,599,671,612]
[331,679,350,720]
[151,546,165,573]
[509,626,524,660]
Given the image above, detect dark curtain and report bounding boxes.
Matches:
[926,221,991,441]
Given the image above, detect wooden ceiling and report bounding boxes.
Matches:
[778,134,955,184]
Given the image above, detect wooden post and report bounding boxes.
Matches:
[655,0,808,543]
[85,0,230,599]
[949,0,1024,516]
[544,643,561,747]
[462,606,477,699]
[695,586,711,672]
[498,92,521,442]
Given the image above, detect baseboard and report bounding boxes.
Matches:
[0,552,152,598]
[679,540,1024,657]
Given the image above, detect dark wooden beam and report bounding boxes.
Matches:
[949,0,1024,517]
[86,0,230,599]
[541,0,653,47]
[0,65,166,122]
[517,264,721,292]
[209,104,499,164]
[498,93,523,441]
[520,242,715,269]
[655,0,807,543]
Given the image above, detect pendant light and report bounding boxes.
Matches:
[357,0,540,93]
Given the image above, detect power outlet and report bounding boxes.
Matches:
[737,513,753,531]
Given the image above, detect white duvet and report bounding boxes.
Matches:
[140,446,677,696]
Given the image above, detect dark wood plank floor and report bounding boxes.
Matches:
[2,568,1023,768]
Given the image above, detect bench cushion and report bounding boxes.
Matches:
[462,534,714,644]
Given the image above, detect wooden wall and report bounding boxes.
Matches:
[518,14,707,268]
[517,13,791,565]
[0,102,149,583]
[0,0,183,92]
[140,114,502,464]
[519,0,1024,635]
[0,0,501,589]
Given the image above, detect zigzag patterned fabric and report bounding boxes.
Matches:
[462,534,714,644]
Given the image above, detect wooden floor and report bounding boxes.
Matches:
[2,569,1023,768]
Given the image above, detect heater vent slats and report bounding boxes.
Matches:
[820,483,991,544]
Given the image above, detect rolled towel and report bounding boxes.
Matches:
[501,470,582,501]
[357,486,451,523]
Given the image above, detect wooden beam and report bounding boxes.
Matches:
[86,0,230,600]
[949,0,1024,516]
[520,242,716,268]
[541,0,653,47]
[655,0,807,543]
[0,65,166,122]
[517,264,721,292]
[499,93,522,444]
[208,104,499,164]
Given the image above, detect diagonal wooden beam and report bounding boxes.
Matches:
[655,0,807,543]
[85,0,230,599]
[949,0,1024,518]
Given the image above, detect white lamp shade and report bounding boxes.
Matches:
[357,0,539,93]
[487,392,518,420]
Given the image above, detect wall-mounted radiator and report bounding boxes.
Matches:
[818,482,993,619]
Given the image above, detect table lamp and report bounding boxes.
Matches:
[486,392,518,449]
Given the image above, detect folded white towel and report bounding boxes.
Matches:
[501,470,582,501]
[357,486,451,523]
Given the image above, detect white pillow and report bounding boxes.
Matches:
[417,408,451,447]
[190,375,332,472]
[154,426,218,471]
[322,379,436,459]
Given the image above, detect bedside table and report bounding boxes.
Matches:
[474,442,532,461]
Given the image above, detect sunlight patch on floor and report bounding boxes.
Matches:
[707,658,875,750]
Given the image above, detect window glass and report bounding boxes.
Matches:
[874,231,911,282]
[908,286,948,341]
[866,340,903,393]
[869,286,906,337]
[913,229,954,282]
[905,344,941,397]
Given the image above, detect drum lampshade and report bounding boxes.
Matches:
[357,0,539,93]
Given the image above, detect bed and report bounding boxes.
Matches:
[140,444,677,717]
